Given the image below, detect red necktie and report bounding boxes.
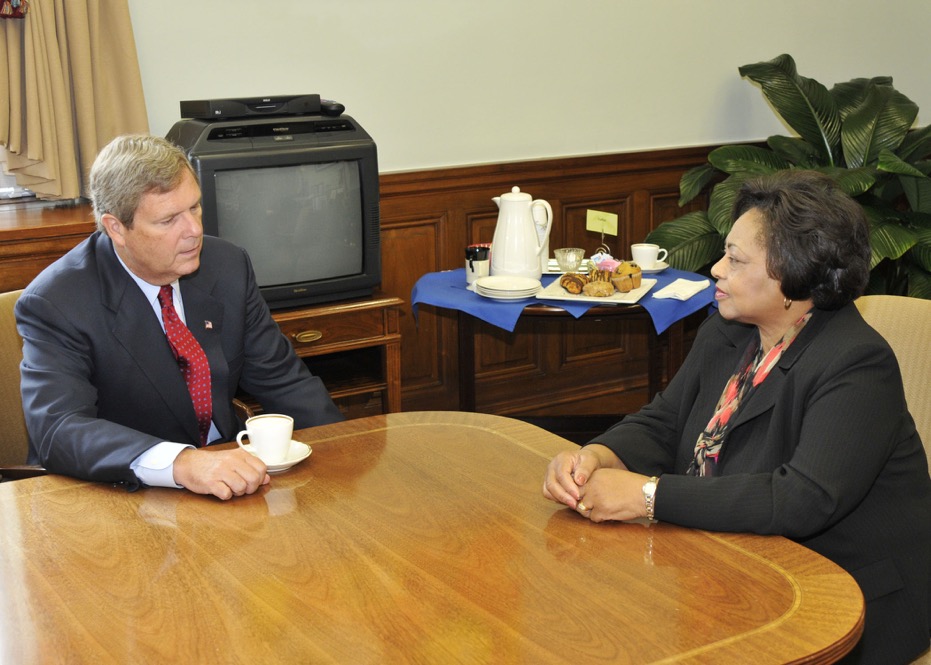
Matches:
[158,285,212,446]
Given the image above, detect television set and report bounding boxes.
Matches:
[166,113,381,309]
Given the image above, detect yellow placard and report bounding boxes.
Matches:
[586,209,618,236]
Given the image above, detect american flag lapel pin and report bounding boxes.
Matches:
[204,320,213,330]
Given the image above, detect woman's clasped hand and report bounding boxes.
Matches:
[542,444,650,523]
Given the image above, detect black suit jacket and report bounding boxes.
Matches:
[16,232,343,488]
[594,305,930,663]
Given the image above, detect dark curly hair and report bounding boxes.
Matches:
[732,170,871,310]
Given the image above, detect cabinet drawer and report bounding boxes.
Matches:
[276,308,387,353]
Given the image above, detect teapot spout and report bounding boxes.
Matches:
[492,196,501,209]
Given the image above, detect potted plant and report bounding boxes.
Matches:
[646,53,931,299]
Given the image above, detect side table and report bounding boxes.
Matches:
[412,269,713,413]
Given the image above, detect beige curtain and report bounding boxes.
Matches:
[0,0,148,200]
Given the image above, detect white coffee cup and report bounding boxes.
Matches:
[465,258,491,284]
[236,414,293,464]
[631,243,668,269]
[465,245,491,285]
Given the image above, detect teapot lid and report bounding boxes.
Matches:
[500,186,531,201]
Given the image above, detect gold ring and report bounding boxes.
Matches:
[577,501,588,513]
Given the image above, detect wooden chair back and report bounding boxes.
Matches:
[0,289,30,467]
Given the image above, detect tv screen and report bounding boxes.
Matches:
[214,161,363,287]
[167,113,381,309]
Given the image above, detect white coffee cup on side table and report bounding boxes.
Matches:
[631,243,668,270]
[236,413,294,465]
[465,245,491,285]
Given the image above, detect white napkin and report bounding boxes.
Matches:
[652,278,710,301]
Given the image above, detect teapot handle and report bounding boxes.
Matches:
[531,200,553,257]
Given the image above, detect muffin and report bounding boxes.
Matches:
[610,261,642,293]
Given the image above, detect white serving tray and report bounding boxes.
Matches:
[535,278,656,305]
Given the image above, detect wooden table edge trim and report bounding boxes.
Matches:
[645,531,865,664]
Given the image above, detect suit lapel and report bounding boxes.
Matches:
[728,308,831,429]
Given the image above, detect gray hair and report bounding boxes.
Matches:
[89,135,197,232]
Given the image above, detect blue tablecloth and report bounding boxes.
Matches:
[411,268,715,334]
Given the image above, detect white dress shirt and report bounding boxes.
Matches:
[119,259,221,488]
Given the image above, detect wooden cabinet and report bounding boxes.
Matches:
[271,295,402,419]
[0,203,96,293]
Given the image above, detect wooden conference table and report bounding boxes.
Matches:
[0,412,863,664]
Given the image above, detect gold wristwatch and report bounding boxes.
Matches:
[642,476,659,522]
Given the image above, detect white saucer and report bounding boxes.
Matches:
[242,440,312,474]
[476,291,538,301]
[640,261,669,274]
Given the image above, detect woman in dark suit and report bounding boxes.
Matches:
[543,170,930,664]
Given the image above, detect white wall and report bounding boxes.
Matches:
[127,0,931,173]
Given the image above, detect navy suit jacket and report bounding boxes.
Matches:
[16,232,343,488]
[594,305,930,663]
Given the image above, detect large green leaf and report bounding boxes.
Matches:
[678,163,718,206]
[901,209,931,231]
[897,124,931,162]
[645,211,723,272]
[906,263,931,298]
[840,84,918,168]
[864,209,919,268]
[739,54,841,166]
[868,173,906,205]
[831,77,893,120]
[907,227,931,271]
[707,145,791,175]
[817,166,877,197]
[901,177,931,214]
[878,150,931,212]
[766,135,822,167]
[877,149,926,177]
[706,176,745,235]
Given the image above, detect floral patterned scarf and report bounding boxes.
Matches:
[687,311,812,477]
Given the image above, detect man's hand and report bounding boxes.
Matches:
[173,447,270,500]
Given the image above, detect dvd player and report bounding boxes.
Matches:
[179,94,329,120]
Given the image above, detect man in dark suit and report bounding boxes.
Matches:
[15,134,343,499]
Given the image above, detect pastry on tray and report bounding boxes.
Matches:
[558,273,588,294]
[611,261,642,293]
[558,261,643,297]
[582,281,615,297]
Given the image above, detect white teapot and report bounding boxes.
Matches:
[490,186,553,280]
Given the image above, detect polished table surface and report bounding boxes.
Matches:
[0,412,863,664]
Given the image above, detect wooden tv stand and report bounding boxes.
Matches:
[270,294,402,419]
[0,202,402,419]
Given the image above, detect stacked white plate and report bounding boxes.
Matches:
[473,275,542,300]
